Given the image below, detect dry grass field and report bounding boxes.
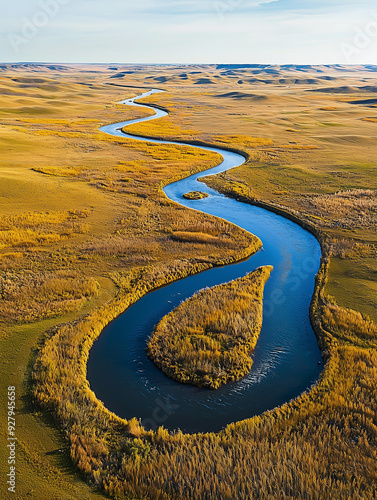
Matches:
[0,63,376,499]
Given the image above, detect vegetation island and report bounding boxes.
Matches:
[182,191,209,200]
[147,266,272,389]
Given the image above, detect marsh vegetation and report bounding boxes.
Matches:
[147,266,272,389]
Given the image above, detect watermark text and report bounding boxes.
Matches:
[6,386,17,493]
[340,11,377,62]
[8,0,71,54]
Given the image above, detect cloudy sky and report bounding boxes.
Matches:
[1,0,377,64]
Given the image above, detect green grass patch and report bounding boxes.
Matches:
[326,256,377,323]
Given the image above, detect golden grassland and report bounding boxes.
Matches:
[0,270,99,324]
[0,66,261,500]
[147,266,272,389]
[0,210,91,249]
[0,64,376,499]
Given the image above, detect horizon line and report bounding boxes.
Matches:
[2,61,377,67]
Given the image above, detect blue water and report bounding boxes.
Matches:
[87,90,323,433]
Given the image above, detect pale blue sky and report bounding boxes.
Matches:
[1,0,377,64]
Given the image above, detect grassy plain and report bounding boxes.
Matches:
[0,63,376,499]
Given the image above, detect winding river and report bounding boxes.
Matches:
[87,89,323,433]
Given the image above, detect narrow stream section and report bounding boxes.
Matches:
[87,90,323,433]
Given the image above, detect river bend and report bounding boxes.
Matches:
[87,89,323,433]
